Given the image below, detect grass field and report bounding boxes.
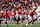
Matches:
[1,22,40,27]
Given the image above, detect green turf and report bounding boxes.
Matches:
[0,22,40,27]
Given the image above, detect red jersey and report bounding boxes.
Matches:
[4,11,9,16]
[25,10,29,15]
[17,7,22,14]
[17,10,22,14]
[29,11,34,17]
[17,7,22,10]
[22,11,25,15]
[11,11,15,16]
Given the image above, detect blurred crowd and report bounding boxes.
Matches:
[0,0,40,22]
[0,0,40,10]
